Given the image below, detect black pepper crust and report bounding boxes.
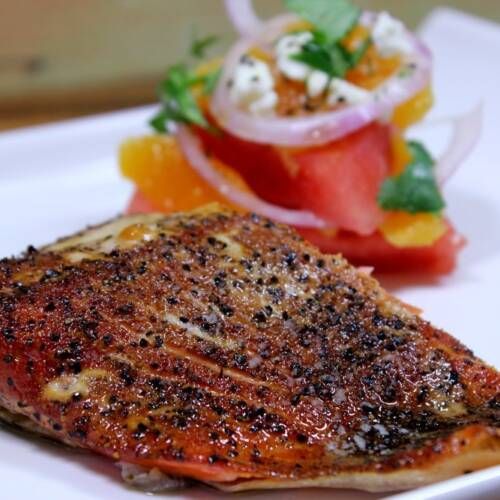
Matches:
[0,206,498,487]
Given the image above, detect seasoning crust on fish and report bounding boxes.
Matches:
[0,205,498,492]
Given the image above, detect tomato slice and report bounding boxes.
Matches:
[198,123,391,235]
[299,222,465,275]
[292,124,391,235]
[197,128,299,209]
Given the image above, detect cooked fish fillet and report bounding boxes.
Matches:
[0,204,498,493]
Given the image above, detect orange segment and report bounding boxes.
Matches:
[380,212,447,248]
[194,57,223,79]
[119,135,250,214]
[285,20,314,33]
[343,27,433,126]
[347,46,401,90]
[192,58,223,109]
[390,131,413,175]
[342,24,370,53]
[248,46,274,64]
[393,85,434,129]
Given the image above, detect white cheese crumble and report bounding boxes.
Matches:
[372,12,413,57]
[276,32,330,99]
[229,55,278,116]
[278,56,310,82]
[276,32,313,81]
[275,31,314,58]
[249,91,278,116]
[327,78,370,106]
[307,70,330,98]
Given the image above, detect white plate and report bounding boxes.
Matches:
[0,7,499,500]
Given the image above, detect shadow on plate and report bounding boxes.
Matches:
[0,424,125,495]
[0,424,383,500]
[448,187,500,268]
[376,272,442,295]
[188,484,382,500]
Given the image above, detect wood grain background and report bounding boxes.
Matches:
[1,0,499,130]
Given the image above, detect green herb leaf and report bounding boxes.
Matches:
[292,42,335,75]
[329,44,351,77]
[343,36,371,66]
[202,68,222,95]
[149,109,172,133]
[289,20,369,79]
[378,141,445,214]
[152,64,209,133]
[408,141,434,165]
[292,31,352,78]
[284,0,360,45]
[190,34,219,59]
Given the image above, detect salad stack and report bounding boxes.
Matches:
[121,0,480,274]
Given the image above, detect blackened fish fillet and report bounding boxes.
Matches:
[0,205,498,492]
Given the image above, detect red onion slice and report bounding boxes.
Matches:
[212,13,432,147]
[224,0,263,39]
[435,104,483,185]
[175,125,329,229]
[174,107,481,230]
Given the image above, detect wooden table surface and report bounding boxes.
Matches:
[1,0,499,132]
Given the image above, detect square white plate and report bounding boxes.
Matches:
[0,7,499,500]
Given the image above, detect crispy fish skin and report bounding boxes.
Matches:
[0,205,498,492]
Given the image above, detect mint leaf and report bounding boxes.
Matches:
[378,141,445,214]
[190,34,219,59]
[284,0,360,45]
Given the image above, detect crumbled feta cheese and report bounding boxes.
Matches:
[372,12,413,57]
[275,32,314,82]
[248,91,278,116]
[327,78,370,106]
[229,55,278,116]
[276,32,313,57]
[277,57,311,82]
[307,70,330,98]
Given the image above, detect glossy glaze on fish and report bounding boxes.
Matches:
[0,205,498,492]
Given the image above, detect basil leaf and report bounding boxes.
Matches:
[378,141,445,214]
[284,0,360,45]
[190,34,219,59]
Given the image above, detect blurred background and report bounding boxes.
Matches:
[1,0,499,131]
